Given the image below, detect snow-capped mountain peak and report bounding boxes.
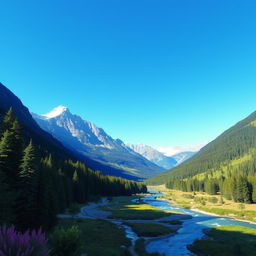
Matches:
[32,108,164,180]
[43,105,69,119]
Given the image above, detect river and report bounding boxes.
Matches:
[144,189,256,256]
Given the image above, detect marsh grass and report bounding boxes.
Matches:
[56,218,131,256]
[101,196,174,220]
[189,225,256,256]
[160,220,182,225]
[124,222,175,237]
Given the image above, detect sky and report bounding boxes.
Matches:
[1,0,256,155]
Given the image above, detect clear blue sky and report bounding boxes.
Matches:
[1,0,256,151]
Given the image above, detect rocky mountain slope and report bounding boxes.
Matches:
[126,143,177,169]
[32,106,165,180]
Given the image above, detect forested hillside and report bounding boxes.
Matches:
[0,107,146,231]
[147,111,256,203]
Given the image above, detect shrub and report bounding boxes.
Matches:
[194,197,206,205]
[69,204,81,215]
[238,203,245,211]
[219,197,225,204]
[208,197,218,204]
[182,194,194,199]
[0,224,49,256]
[49,225,81,256]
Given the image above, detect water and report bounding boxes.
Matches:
[111,220,139,246]
[144,189,256,256]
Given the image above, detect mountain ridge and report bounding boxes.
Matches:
[126,143,177,169]
[171,151,196,165]
[32,106,165,180]
[147,111,256,185]
[0,83,143,181]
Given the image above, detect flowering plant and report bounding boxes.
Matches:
[0,225,49,256]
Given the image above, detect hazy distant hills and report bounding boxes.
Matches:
[171,152,196,165]
[32,106,165,180]
[126,144,177,169]
[147,111,256,185]
[126,144,196,170]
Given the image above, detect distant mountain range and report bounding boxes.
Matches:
[126,144,196,169]
[126,144,177,169]
[32,106,165,180]
[171,152,196,165]
[0,82,200,182]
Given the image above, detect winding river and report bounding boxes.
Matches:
[144,189,256,256]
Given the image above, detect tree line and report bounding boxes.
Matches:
[166,172,256,204]
[0,108,147,231]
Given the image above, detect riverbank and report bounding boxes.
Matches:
[191,207,256,226]
[189,225,256,256]
[57,194,187,256]
[144,187,256,256]
[57,190,256,256]
[152,186,256,224]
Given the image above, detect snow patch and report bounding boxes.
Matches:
[43,105,68,119]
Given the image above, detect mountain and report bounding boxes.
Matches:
[32,106,164,180]
[0,83,70,158]
[0,82,146,230]
[171,152,195,165]
[147,111,256,185]
[0,84,137,180]
[126,143,177,169]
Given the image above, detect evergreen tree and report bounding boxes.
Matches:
[15,140,39,231]
[252,180,256,203]
[0,130,18,186]
[2,108,15,131]
[0,170,15,225]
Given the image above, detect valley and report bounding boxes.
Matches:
[54,188,256,256]
[1,83,256,255]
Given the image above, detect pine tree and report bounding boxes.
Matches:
[0,170,15,225]
[252,180,256,203]
[15,140,39,231]
[2,108,15,131]
[0,130,17,185]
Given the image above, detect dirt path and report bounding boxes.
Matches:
[78,198,111,219]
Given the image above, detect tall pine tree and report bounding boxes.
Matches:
[15,140,39,231]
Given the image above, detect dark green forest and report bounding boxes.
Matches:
[0,108,147,231]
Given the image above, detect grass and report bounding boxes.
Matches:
[135,239,161,256]
[160,220,182,225]
[153,187,256,223]
[67,203,84,214]
[189,225,256,256]
[198,206,256,221]
[101,196,174,220]
[55,218,131,256]
[124,222,175,237]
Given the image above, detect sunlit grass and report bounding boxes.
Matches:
[101,196,175,220]
[154,187,256,222]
